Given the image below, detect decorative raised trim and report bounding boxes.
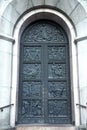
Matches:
[75,35,87,42]
[0,33,15,42]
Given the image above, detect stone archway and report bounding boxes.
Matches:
[0,0,87,129]
[11,8,79,127]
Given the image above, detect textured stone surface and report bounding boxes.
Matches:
[3,4,20,24]
[0,0,11,16]
[16,126,76,130]
[0,39,12,54]
[70,4,87,25]
[57,0,78,15]
[77,40,87,125]
[77,0,87,13]
[0,39,12,129]
[76,17,87,37]
[11,0,29,15]
[32,0,44,6]
[0,87,10,128]
[0,52,12,87]
[0,87,11,106]
[80,86,87,125]
[0,50,12,128]
[45,0,59,6]
[0,16,14,36]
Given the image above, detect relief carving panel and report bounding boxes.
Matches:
[22,82,42,98]
[21,100,42,117]
[48,46,66,61]
[22,100,30,117]
[22,23,67,43]
[48,82,66,98]
[31,100,42,116]
[48,100,67,116]
[23,47,41,62]
[48,64,66,79]
[23,64,41,80]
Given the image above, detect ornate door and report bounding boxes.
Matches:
[18,21,71,124]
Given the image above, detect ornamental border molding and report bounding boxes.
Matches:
[0,33,15,42]
[75,35,87,43]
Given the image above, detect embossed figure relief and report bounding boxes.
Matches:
[18,21,71,124]
[31,100,42,116]
[23,64,41,80]
[22,82,41,98]
[22,100,42,117]
[48,64,66,79]
[22,100,30,117]
[48,46,66,61]
[48,82,66,98]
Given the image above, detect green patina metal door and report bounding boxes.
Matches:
[18,20,71,124]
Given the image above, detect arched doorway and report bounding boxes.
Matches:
[17,20,72,124]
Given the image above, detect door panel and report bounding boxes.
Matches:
[23,46,41,62]
[18,21,71,124]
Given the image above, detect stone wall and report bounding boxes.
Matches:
[0,0,87,129]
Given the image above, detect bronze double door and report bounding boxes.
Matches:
[18,21,72,124]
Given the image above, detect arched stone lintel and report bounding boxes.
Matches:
[10,8,80,127]
[13,8,76,43]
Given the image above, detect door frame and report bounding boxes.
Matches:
[10,7,80,127]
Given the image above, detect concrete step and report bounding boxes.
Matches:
[15,126,76,130]
[3,127,15,130]
[77,125,87,130]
